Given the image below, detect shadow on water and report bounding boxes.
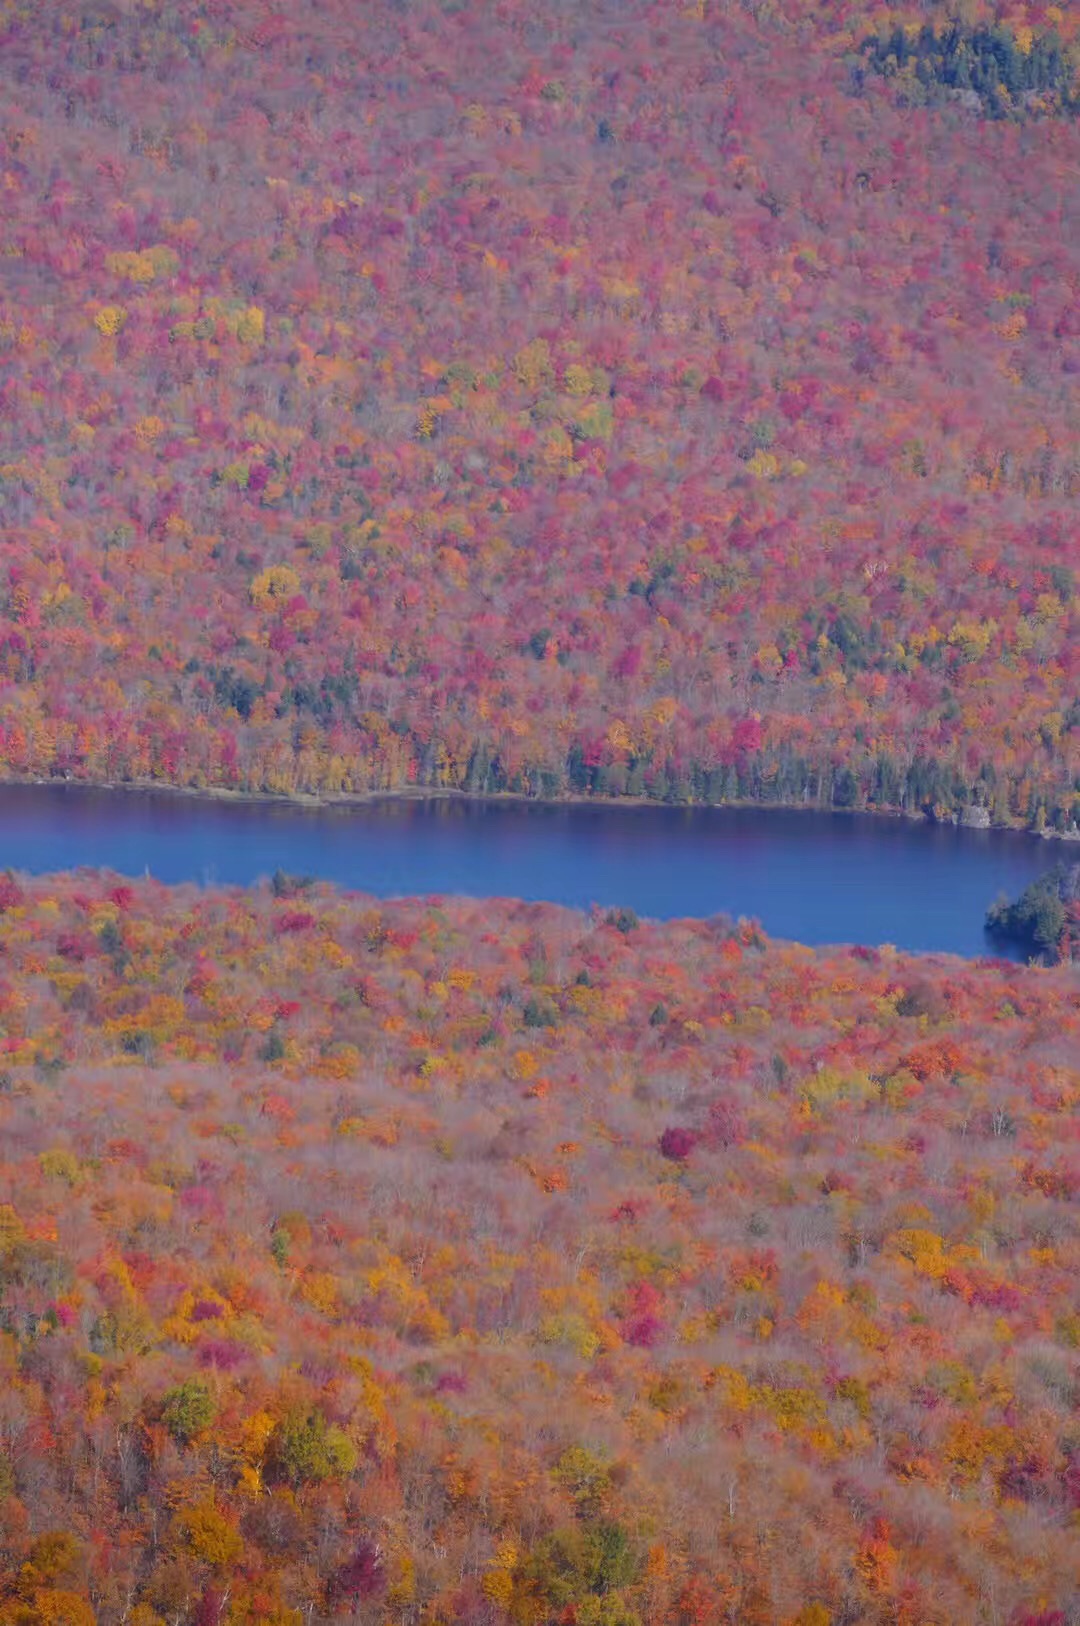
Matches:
[0,783,1065,959]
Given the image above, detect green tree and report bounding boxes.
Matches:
[986,864,1074,958]
[267,1407,357,1488]
[160,1379,216,1446]
[523,1521,640,1611]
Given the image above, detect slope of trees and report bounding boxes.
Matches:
[0,874,1077,1621]
[0,1,1078,825]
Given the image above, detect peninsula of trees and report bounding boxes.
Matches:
[986,860,1080,960]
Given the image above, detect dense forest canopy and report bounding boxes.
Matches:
[0,0,1078,823]
[3,6,1080,1623]
[0,875,1078,1623]
[858,21,1078,117]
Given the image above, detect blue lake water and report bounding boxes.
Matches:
[0,783,1065,958]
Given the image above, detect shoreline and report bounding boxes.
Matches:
[0,770,1075,845]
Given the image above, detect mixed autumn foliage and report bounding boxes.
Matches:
[1,0,1080,825]
[4,3,1080,1620]
[0,873,1078,1623]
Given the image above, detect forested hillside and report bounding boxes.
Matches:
[0,0,1079,824]
[4,7,1080,1621]
[0,876,1078,1623]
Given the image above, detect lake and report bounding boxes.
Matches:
[0,782,1065,958]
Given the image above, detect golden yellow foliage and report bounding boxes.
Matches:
[481,1568,515,1608]
[174,1498,244,1567]
[235,305,266,344]
[300,1271,339,1314]
[25,1590,96,1626]
[106,245,178,282]
[563,362,594,396]
[38,1149,82,1187]
[891,1227,947,1279]
[250,564,301,609]
[747,449,781,479]
[134,415,166,446]
[93,306,127,337]
[313,1042,360,1079]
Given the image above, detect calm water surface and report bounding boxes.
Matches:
[0,783,1066,959]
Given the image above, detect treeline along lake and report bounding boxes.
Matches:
[0,783,1066,959]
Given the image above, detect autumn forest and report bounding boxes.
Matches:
[1,0,1079,826]
[0,876,1079,1624]
[1,0,1080,1621]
